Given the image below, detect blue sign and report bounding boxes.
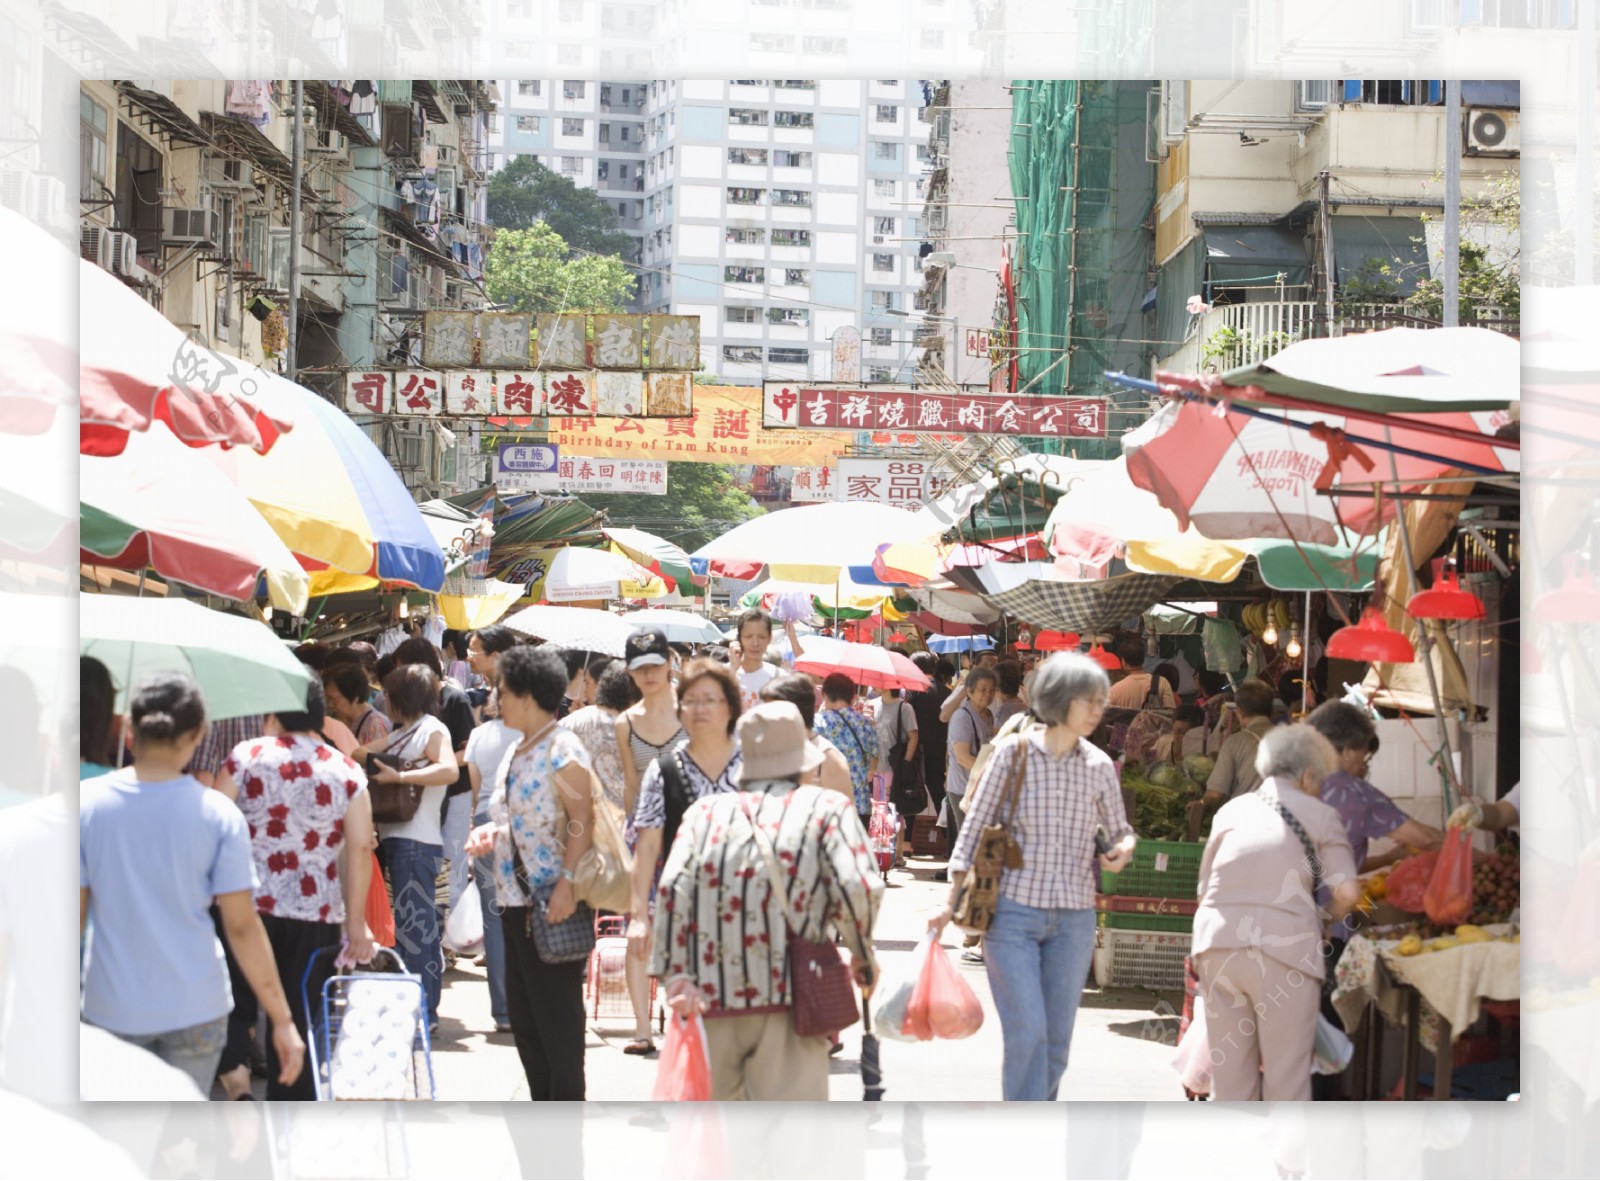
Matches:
[498,442,559,473]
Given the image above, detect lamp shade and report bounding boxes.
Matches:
[1087,643,1122,670]
[1326,608,1416,664]
[1535,570,1600,624]
[1033,629,1081,652]
[888,631,910,643]
[1408,561,1486,621]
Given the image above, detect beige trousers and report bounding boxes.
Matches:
[1194,947,1320,1101]
[703,1011,829,1101]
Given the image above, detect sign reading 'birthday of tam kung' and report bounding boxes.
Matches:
[759,383,1107,438]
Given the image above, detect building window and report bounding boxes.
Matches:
[114,125,163,259]
[518,80,541,97]
[81,93,108,199]
[563,80,586,99]
[727,228,765,244]
[767,308,810,325]
[727,187,766,205]
[598,161,610,179]
[508,0,532,14]
[873,178,896,197]
[517,115,540,132]
[774,150,812,167]
[724,265,765,283]
[874,216,896,236]
[558,42,582,63]
[723,346,763,363]
[870,327,893,346]
[913,291,930,311]
[729,108,769,126]
[875,104,898,123]
[869,366,893,381]
[873,141,899,161]
[774,80,816,90]
[772,189,811,207]
[726,306,760,322]
[769,347,809,364]
[1343,79,1444,105]
[732,80,769,87]
[559,0,582,17]
[487,112,502,135]
[875,79,899,87]
[774,110,814,129]
[508,40,532,56]
[920,28,944,47]
[599,123,610,143]
[728,146,769,165]
[751,33,795,51]
[561,117,585,136]
[870,290,897,311]
[619,163,630,178]
[561,156,581,173]
[783,268,810,286]
[771,229,811,246]
[916,143,936,162]
[801,36,845,53]
[1296,80,1334,110]
[872,253,895,272]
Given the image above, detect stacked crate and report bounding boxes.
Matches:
[1093,840,1201,991]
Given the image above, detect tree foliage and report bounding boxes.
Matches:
[485,224,636,314]
[486,156,634,259]
[580,462,765,554]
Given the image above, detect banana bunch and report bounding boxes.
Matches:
[1240,600,1291,639]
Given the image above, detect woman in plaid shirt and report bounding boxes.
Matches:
[931,652,1136,1101]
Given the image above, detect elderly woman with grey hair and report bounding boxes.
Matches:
[929,652,1136,1101]
[1191,723,1364,1100]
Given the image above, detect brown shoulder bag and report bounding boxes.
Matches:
[950,738,1029,934]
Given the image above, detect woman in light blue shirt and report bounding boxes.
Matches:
[79,672,304,1097]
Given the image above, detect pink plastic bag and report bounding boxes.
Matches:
[1423,828,1474,926]
[904,933,984,1040]
[652,1013,714,1101]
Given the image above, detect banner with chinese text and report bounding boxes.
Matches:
[835,458,950,509]
[495,453,669,496]
[343,370,692,419]
[761,383,1107,439]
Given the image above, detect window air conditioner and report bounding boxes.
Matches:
[110,231,142,277]
[165,206,222,245]
[80,224,115,270]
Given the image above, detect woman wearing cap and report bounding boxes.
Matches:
[650,701,884,1100]
[622,658,742,1055]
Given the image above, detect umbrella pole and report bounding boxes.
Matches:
[1383,428,1462,805]
[1302,591,1312,707]
[299,596,329,643]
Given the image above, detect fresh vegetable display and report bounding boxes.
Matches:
[1120,759,1210,841]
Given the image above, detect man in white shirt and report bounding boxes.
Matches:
[731,609,802,713]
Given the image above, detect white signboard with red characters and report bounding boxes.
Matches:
[835,459,949,509]
[760,383,1107,439]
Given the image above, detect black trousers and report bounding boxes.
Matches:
[501,907,588,1101]
[260,912,343,1101]
[211,905,258,1077]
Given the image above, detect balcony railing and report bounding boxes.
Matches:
[1155,299,1515,375]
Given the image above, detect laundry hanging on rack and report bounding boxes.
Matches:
[225,80,271,128]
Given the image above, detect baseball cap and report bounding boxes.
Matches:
[625,628,671,670]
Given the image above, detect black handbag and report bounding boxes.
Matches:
[886,700,926,818]
[512,837,596,964]
[364,721,428,824]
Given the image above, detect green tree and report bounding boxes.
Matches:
[1406,171,1520,323]
[581,462,765,554]
[486,156,634,258]
[485,223,636,314]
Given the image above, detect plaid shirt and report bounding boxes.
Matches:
[186,715,264,778]
[950,731,1133,911]
[650,782,883,1015]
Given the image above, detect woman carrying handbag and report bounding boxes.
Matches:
[928,653,1137,1101]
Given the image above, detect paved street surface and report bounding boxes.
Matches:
[419,851,1187,1103]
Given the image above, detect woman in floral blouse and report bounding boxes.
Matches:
[651,701,883,1101]
[813,673,880,827]
[464,646,595,1100]
[215,678,377,1100]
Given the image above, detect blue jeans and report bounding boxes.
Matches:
[383,836,444,1022]
[113,1014,228,1098]
[473,809,509,1027]
[443,793,474,915]
[982,897,1096,1101]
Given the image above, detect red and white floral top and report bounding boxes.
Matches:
[223,733,367,925]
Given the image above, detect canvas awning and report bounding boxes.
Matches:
[1204,223,1310,291]
[1331,215,1430,296]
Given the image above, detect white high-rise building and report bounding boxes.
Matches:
[489,78,938,382]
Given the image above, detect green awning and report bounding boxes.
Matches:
[1204,224,1310,292]
[1331,216,1430,296]
[1253,536,1381,593]
[1156,236,1205,356]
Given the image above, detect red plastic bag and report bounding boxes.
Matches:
[1386,851,1440,914]
[1423,828,1474,925]
[904,933,985,1040]
[1556,854,1600,978]
[652,1013,714,1101]
[365,851,396,947]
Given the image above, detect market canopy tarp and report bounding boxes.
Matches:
[943,564,1181,635]
[694,502,940,584]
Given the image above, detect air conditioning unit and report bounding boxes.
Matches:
[872,235,885,244]
[29,175,66,227]
[308,129,346,153]
[0,168,27,214]
[205,157,255,189]
[109,231,142,277]
[80,224,115,270]
[1464,108,1519,157]
[437,144,455,165]
[436,165,457,193]
[165,206,222,245]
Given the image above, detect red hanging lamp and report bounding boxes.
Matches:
[888,631,910,644]
[1326,607,1416,664]
[1408,559,1486,621]
[1087,642,1122,670]
[1033,629,1080,652]
[1536,562,1600,624]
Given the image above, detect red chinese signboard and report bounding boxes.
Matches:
[760,383,1106,439]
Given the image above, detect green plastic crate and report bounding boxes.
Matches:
[1097,909,1195,933]
[1098,839,1204,898]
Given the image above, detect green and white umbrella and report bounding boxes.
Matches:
[620,608,722,645]
[80,595,312,720]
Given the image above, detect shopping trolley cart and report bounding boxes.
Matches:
[585,915,664,1032]
[301,946,435,1102]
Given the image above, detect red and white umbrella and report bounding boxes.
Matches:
[80,260,294,457]
[792,636,931,692]
[1122,397,1510,545]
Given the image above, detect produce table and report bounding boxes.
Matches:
[1331,925,1519,1100]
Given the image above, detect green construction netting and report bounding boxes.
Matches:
[1009,81,1155,459]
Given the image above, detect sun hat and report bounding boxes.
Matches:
[736,701,824,784]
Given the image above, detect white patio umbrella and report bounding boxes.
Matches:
[620,609,723,645]
[542,546,666,602]
[500,603,639,656]
[693,502,941,583]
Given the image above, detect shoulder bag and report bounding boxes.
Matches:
[950,738,1030,934]
[657,750,694,857]
[365,720,429,824]
[551,739,635,915]
[887,700,927,818]
[740,795,860,1039]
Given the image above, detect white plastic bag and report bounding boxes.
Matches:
[443,878,484,953]
[868,942,922,1043]
[1171,996,1212,1095]
[1311,1013,1353,1075]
